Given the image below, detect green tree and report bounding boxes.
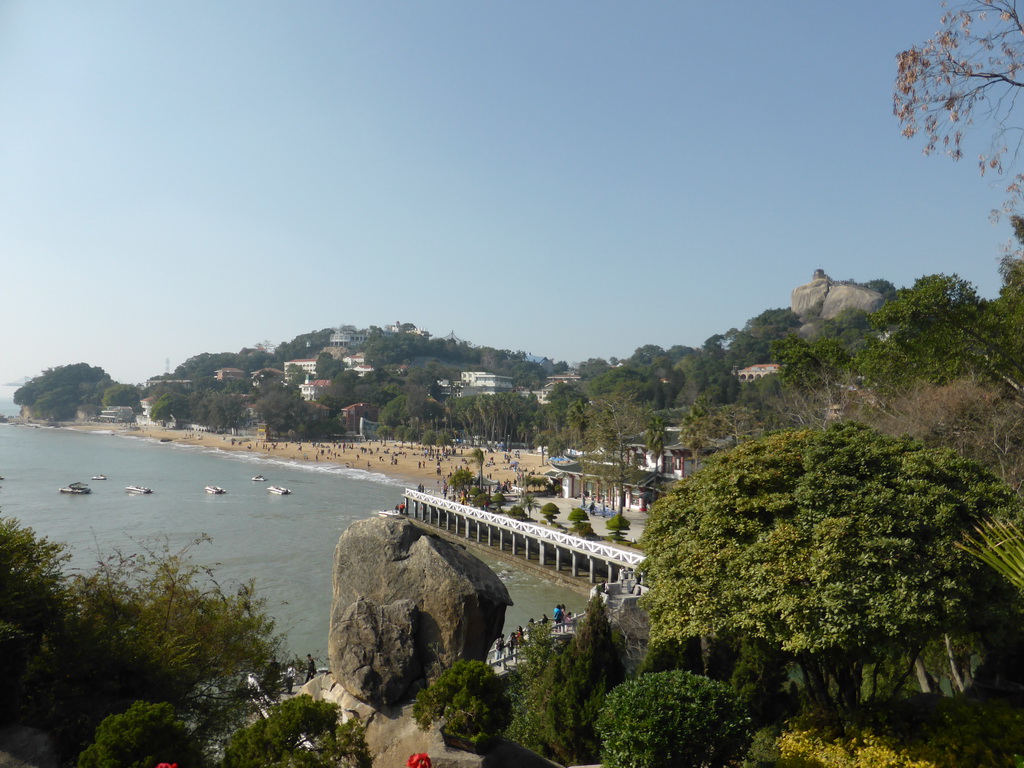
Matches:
[540,502,559,524]
[14,363,113,421]
[597,670,751,768]
[640,423,1024,716]
[449,468,475,495]
[856,273,1023,395]
[77,700,201,768]
[536,596,624,765]
[469,448,486,487]
[102,384,141,409]
[223,697,372,768]
[581,394,646,511]
[605,513,630,542]
[644,415,666,475]
[23,536,281,755]
[413,660,510,749]
[0,517,68,724]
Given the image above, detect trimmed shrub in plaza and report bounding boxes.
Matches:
[540,503,559,524]
[605,513,630,541]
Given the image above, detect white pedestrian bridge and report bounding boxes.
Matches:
[401,489,644,584]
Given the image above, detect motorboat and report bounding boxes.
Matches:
[59,482,91,495]
[251,474,267,482]
[125,485,152,494]
[267,485,291,495]
[377,509,402,518]
[205,485,226,494]
[91,474,107,480]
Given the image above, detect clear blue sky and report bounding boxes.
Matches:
[0,1,1013,386]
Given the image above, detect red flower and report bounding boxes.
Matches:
[406,754,431,768]
[154,764,178,768]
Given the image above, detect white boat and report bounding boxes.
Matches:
[125,485,152,494]
[91,474,107,480]
[251,474,267,482]
[204,485,226,494]
[59,482,91,495]
[377,509,402,518]
[267,485,291,495]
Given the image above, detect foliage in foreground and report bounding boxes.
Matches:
[776,698,1024,768]
[640,423,1024,715]
[19,535,281,759]
[223,696,372,768]
[597,669,751,768]
[76,700,202,768]
[504,597,624,766]
[413,660,510,747]
[0,517,68,724]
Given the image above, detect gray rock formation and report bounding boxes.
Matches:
[331,597,422,709]
[791,269,884,320]
[329,517,511,707]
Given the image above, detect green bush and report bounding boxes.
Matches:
[491,492,505,510]
[605,513,631,540]
[540,503,559,523]
[507,505,527,520]
[413,660,511,748]
[572,522,596,538]
[777,698,1024,768]
[77,701,201,768]
[223,696,371,768]
[567,507,589,523]
[597,670,751,768]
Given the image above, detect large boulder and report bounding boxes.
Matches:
[791,269,884,320]
[331,597,422,709]
[0,726,59,768]
[329,517,511,707]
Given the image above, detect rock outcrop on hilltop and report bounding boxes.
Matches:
[791,269,884,321]
[327,517,511,709]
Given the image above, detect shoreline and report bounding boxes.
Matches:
[59,422,552,495]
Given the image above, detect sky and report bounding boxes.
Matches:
[0,1,1016,387]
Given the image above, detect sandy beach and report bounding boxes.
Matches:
[68,423,552,495]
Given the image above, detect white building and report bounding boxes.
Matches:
[460,371,513,396]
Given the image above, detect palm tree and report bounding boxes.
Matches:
[645,416,666,475]
[960,518,1024,592]
[470,447,486,488]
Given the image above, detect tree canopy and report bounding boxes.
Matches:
[640,423,1024,714]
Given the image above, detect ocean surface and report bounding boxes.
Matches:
[0,389,585,660]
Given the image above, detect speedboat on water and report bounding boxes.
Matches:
[377,509,402,518]
[204,485,226,494]
[125,485,152,494]
[251,474,267,482]
[91,474,107,480]
[267,485,291,495]
[59,482,91,495]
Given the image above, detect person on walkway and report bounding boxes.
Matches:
[305,654,316,683]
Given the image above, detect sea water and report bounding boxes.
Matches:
[0,413,586,660]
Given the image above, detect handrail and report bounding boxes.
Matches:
[403,489,645,567]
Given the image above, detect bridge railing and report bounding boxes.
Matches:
[404,489,644,567]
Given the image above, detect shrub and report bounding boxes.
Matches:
[413,660,511,748]
[540,503,559,523]
[77,701,201,768]
[605,513,631,540]
[777,698,1024,768]
[507,505,527,520]
[472,492,490,508]
[597,670,751,768]
[491,492,505,510]
[223,696,372,768]
[572,522,596,538]
[567,507,589,523]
